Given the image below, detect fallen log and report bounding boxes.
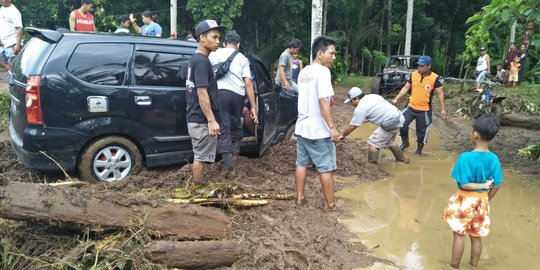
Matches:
[500,112,540,130]
[144,240,242,269]
[0,180,229,239]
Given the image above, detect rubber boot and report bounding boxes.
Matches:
[399,136,410,150]
[368,150,379,164]
[415,143,425,155]
[222,153,234,171]
[389,145,410,163]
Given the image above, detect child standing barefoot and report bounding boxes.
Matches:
[442,116,503,268]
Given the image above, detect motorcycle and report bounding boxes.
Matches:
[468,80,506,118]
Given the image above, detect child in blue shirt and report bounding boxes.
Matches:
[442,116,503,268]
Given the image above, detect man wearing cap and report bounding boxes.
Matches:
[209,32,258,170]
[475,47,490,92]
[392,55,446,155]
[0,0,23,71]
[340,87,409,164]
[186,20,225,183]
[69,0,96,32]
[275,39,303,92]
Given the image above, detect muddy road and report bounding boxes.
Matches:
[0,84,538,269]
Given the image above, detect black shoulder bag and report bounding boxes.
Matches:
[213,50,240,79]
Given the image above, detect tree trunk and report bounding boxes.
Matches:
[0,180,229,239]
[500,112,540,130]
[144,240,242,269]
[386,0,393,56]
[311,0,323,63]
[404,0,414,55]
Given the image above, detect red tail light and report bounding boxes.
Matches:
[25,76,43,124]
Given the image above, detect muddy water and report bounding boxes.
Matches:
[337,124,540,269]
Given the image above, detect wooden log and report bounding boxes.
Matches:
[0,180,229,239]
[500,112,540,130]
[144,240,242,269]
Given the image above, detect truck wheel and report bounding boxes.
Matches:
[283,123,296,141]
[371,77,381,94]
[78,136,141,183]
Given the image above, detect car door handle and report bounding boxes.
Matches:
[264,103,270,112]
[134,96,152,106]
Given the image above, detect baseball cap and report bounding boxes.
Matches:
[194,20,226,37]
[344,87,364,103]
[225,32,241,43]
[480,47,486,51]
[417,55,432,66]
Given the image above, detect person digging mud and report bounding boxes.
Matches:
[339,87,410,164]
[392,55,447,155]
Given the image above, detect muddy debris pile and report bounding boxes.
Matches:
[0,136,389,269]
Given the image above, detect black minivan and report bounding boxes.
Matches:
[9,28,297,182]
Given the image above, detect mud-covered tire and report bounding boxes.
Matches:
[371,77,381,94]
[283,123,297,141]
[468,95,483,118]
[78,136,141,183]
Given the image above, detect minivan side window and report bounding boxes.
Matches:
[134,51,189,87]
[67,43,130,86]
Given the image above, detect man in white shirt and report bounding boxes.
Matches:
[0,0,23,71]
[294,35,340,210]
[339,87,409,164]
[209,33,258,170]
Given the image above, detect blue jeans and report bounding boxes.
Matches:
[0,45,16,65]
[296,136,336,173]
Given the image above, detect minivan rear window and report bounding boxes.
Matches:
[15,38,54,76]
[67,43,131,86]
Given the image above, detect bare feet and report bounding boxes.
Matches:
[295,197,307,206]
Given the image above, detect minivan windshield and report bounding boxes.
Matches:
[14,38,55,76]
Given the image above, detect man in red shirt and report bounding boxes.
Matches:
[69,0,96,32]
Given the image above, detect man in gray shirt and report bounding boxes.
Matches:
[339,87,409,164]
[275,39,302,92]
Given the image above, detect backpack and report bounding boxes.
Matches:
[213,50,240,79]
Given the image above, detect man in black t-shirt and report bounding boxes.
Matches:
[186,19,225,183]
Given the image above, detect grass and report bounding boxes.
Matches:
[334,75,373,89]
[0,93,9,130]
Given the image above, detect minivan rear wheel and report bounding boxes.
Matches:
[78,136,141,183]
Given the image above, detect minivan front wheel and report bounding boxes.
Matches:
[78,136,141,183]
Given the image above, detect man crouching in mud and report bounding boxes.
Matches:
[294,36,340,211]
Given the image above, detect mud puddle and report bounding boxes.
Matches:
[336,124,540,269]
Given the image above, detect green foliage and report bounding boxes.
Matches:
[372,50,388,73]
[0,93,10,129]
[517,143,540,161]
[335,75,373,90]
[187,0,245,31]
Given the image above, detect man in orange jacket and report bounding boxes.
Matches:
[392,55,447,155]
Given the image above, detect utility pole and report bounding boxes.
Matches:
[311,0,323,63]
[170,0,177,38]
[404,0,413,56]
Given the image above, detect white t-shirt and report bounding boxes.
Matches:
[294,64,334,139]
[209,48,251,96]
[351,94,401,128]
[0,4,23,47]
[476,55,488,72]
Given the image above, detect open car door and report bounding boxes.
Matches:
[249,57,279,157]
